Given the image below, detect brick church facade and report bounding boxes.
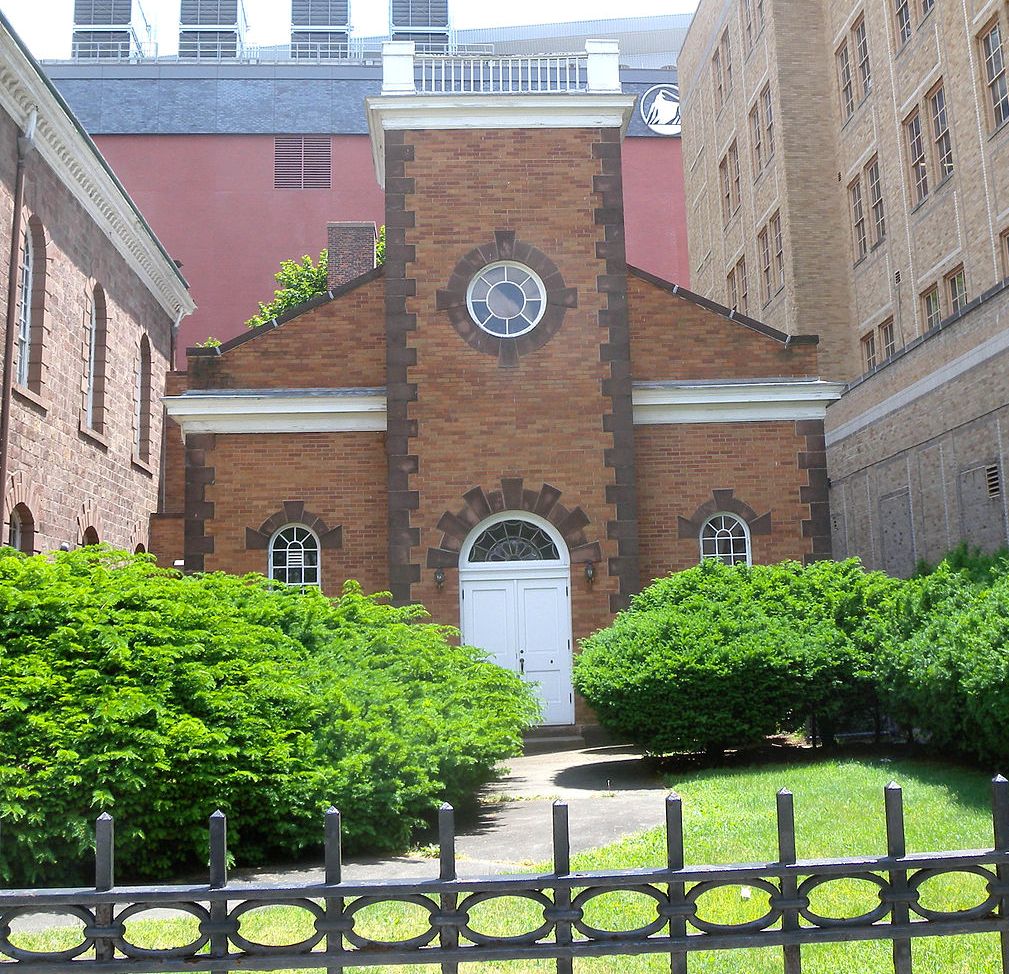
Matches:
[156,43,841,724]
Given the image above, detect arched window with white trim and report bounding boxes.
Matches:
[134,335,152,463]
[466,518,561,563]
[7,503,34,554]
[85,285,108,433]
[16,228,32,388]
[269,524,321,586]
[700,513,751,566]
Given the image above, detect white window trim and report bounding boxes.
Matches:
[16,228,32,388]
[268,523,322,587]
[699,512,752,566]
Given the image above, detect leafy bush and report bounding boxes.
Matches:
[875,565,1009,765]
[0,548,536,885]
[574,559,900,755]
[913,541,1009,585]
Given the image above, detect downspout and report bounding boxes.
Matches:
[160,308,186,513]
[0,107,37,523]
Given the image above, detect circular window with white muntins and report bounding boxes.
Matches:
[467,261,547,338]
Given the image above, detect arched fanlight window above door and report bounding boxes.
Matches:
[466,518,561,563]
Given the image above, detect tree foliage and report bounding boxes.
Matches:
[574,559,901,755]
[0,547,536,885]
[246,225,386,329]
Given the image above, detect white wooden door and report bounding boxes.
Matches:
[461,573,574,726]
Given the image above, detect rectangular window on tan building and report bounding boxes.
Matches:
[946,265,967,313]
[720,30,732,94]
[712,48,723,109]
[905,109,928,205]
[879,318,896,359]
[758,226,772,304]
[861,330,877,371]
[750,104,763,173]
[1001,228,1009,279]
[735,254,748,313]
[729,140,740,211]
[980,20,1009,131]
[849,177,867,261]
[920,0,934,18]
[741,0,754,50]
[928,81,954,180]
[894,0,912,46]
[727,265,738,310]
[719,155,731,223]
[922,284,941,329]
[866,156,885,245]
[770,210,784,292]
[837,40,854,119]
[762,85,775,158]
[853,15,871,98]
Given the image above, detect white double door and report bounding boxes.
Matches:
[460,569,574,726]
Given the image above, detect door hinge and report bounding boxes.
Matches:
[570,692,573,703]
[566,585,569,596]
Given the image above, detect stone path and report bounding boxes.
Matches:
[10,743,668,932]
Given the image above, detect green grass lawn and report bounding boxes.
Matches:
[9,753,1003,972]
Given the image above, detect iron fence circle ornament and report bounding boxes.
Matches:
[796,872,891,928]
[458,890,555,945]
[571,884,669,940]
[342,895,440,949]
[686,878,781,933]
[908,866,999,921]
[115,902,211,958]
[0,906,95,962]
[228,898,325,954]
[466,261,547,338]
[639,83,681,136]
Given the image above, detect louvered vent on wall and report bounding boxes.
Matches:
[74,0,133,25]
[291,0,349,27]
[274,137,332,190]
[390,0,449,29]
[180,0,239,25]
[987,464,1002,498]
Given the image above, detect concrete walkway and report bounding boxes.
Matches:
[10,744,667,933]
[243,742,668,884]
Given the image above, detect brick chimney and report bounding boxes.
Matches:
[327,221,377,289]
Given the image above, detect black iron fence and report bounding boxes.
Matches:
[3,778,1009,973]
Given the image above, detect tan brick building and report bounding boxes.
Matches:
[679,0,1009,572]
[157,42,840,727]
[0,13,194,555]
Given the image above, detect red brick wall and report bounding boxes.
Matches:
[628,273,818,380]
[0,110,176,552]
[636,420,816,587]
[392,126,630,655]
[202,431,388,594]
[187,276,385,390]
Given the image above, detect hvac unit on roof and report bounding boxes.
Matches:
[72,0,151,60]
[389,0,450,52]
[291,0,350,59]
[179,0,247,59]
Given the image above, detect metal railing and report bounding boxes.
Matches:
[416,52,589,94]
[3,778,1009,973]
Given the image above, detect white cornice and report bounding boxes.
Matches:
[164,380,843,439]
[366,93,636,187]
[163,389,388,437]
[632,380,845,425]
[0,26,195,321]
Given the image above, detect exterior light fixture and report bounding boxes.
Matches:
[584,562,596,583]
[434,568,446,589]
[59,542,71,551]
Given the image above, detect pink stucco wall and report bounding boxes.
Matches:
[95,132,688,354]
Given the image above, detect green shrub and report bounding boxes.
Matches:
[0,548,537,885]
[875,565,1009,765]
[574,559,900,755]
[913,541,1009,586]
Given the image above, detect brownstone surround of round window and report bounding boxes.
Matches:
[435,230,578,367]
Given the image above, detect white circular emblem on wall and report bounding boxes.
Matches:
[639,83,681,136]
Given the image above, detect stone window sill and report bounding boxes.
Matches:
[79,420,109,450]
[132,454,154,477]
[12,383,49,414]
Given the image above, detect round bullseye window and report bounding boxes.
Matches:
[466,261,547,338]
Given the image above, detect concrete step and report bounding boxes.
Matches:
[523,724,586,754]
